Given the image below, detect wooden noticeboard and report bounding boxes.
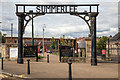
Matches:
[24,46,38,57]
[59,45,73,62]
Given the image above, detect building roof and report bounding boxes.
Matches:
[77,37,85,41]
[109,32,120,42]
[4,34,75,39]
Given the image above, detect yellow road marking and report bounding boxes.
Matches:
[18,74,24,78]
[0,74,8,78]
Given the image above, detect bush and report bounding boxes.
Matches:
[50,53,59,56]
[38,55,44,59]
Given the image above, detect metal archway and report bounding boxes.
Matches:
[16,4,99,66]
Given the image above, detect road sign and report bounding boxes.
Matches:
[78,49,80,53]
[102,50,106,55]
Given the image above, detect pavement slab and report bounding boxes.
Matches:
[2,61,118,78]
[1,53,119,79]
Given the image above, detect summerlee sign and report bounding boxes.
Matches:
[36,6,77,13]
[16,4,99,14]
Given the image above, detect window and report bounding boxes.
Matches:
[9,39,12,43]
[14,39,17,43]
[47,39,50,41]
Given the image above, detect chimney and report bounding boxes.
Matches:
[88,34,91,37]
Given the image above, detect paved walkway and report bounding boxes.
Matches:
[42,52,60,63]
[1,53,119,79]
[23,52,59,63]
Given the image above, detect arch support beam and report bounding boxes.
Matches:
[17,13,25,64]
[90,13,97,66]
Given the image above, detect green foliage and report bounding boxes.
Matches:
[2,36,6,43]
[0,32,6,43]
[50,37,56,49]
[60,37,73,47]
[50,36,73,50]
[68,40,73,47]
[0,32,2,38]
[60,37,67,46]
[38,55,44,59]
[97,36,108,54]
[50,53,59,56]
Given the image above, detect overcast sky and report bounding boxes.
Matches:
[0,0,119,38]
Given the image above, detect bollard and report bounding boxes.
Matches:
[36,57,38,62]
[68,62,72,80]
[47,55,49,63]
[36,55,38,62]
[1,57,3,70]
[36,46,38,62]
[27,59,30,74]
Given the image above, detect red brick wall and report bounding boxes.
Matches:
[5,37,75,51]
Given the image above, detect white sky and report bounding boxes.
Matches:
[0,0,119,38]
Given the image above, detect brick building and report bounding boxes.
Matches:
[4,34,76,52]
[77,35,100,60]
[106,28,120,61]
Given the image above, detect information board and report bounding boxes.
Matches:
[10,47,18,58]
[60,46,73,57]
[59,45,73,62]
[24,46,38,57]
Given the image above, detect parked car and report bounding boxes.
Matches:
[46,50,52,53]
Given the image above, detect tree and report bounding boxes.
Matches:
[50,37,56,49]
[2,36,6,43]
[68,39,73,47]
[0,32,6,43]
[96,36,108,55]
[59,37,73,47]
[60,37,67,46]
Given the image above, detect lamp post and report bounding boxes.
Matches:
[32,14,34,46]
[42,24,46,57]
[29,10,34,46]
[11,23,13,43]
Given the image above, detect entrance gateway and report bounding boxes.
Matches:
[16,4,99,66]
